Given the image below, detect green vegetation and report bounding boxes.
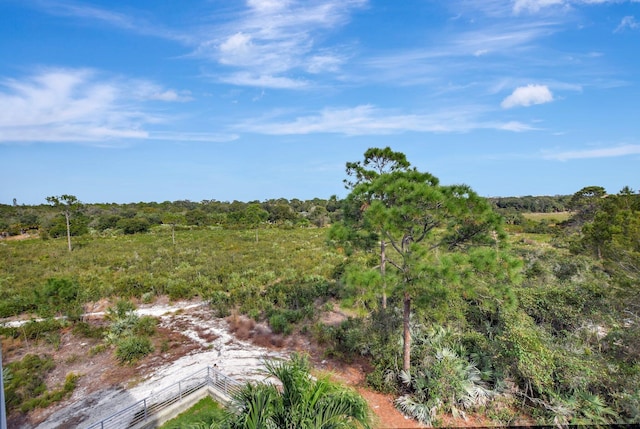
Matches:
[224,353,372,429]
[3,354,79,413]
[320,175,640,426]
[158,396,225,429]
[1,149,639,427]
[158,354,371,429]
[103,300,157,364]
[333,147,509,372]
[0,228,340,319]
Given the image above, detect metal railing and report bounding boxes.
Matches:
[85,366,241,429]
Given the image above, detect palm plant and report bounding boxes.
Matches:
[394,327,494,426]
[549,390,618,427]
[224,353,372,429]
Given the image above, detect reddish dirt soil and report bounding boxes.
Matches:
[318,360,426,428]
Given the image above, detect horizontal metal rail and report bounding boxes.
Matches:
[85,366,241,429]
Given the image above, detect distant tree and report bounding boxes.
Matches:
[95,214,122,231]
[117,217,150,235]
[266,203,297,224]
[46,195,81,252]
[580,186,640,271]
[568,186,607,227]
[185,208,209,226]
[162,213,185,245]
[244,203,269,241]
[308,205,330,227]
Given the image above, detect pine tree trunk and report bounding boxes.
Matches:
[403,292,411,372]
[381,240,387,309]
[65,211,72,252]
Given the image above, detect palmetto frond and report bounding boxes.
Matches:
[395,394,436,425]
[395,344,495,424]
[226,353,372,429]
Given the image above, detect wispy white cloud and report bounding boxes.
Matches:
[615,15,640,32]
[513,0,640,14]
[219,72,309,89]
[130,82,194,102]
[361,20,559,89]
[499,121,539,131]
[34,0,136,28]
[543,144,640,160]
[501,84,554,108]
[371,21,557,63]
[236,104,534,135]
[451,21,558,55]
[0,68,213,145]
[149,132,239,143]
[196,0,367,88]
[306,52,345,74]
[513,0,565,14]
[30,0,192,43]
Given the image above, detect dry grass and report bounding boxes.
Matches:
[522,211,572,223]
[225,313,285,348]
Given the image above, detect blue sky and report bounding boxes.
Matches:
[1,0,639,204]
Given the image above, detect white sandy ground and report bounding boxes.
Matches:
[19,301,289,429]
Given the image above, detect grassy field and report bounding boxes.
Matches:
[521,211,572,223]
[0,226,342,318]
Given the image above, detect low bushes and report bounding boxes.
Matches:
[104,300,156,364]
[115,336,154,364]
[3,354,79,413]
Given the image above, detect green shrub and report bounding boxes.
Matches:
[396,347,493,425]
[166,279,193,300]
[268,313,291,335]
[0,318,66,341]
[20,373,80,412]
[47,215,88,238]
[208,291,231,317]
[114,274,154,298]
[95,214,121,231]
[72,321,106,339]
[134,316,157,337]
[3,354,77,414]
[38,277,83,319]
[496,310,555,396]
[117,217,150,234]
[115,336,154,364]
[0,295,38,318]
[42,277,78,304]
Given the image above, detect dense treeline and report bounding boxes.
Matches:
[0,196,343,238]
[0,194,575,239]
[488,195,572,213]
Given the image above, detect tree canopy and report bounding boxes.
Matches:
[334,148,510,372]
